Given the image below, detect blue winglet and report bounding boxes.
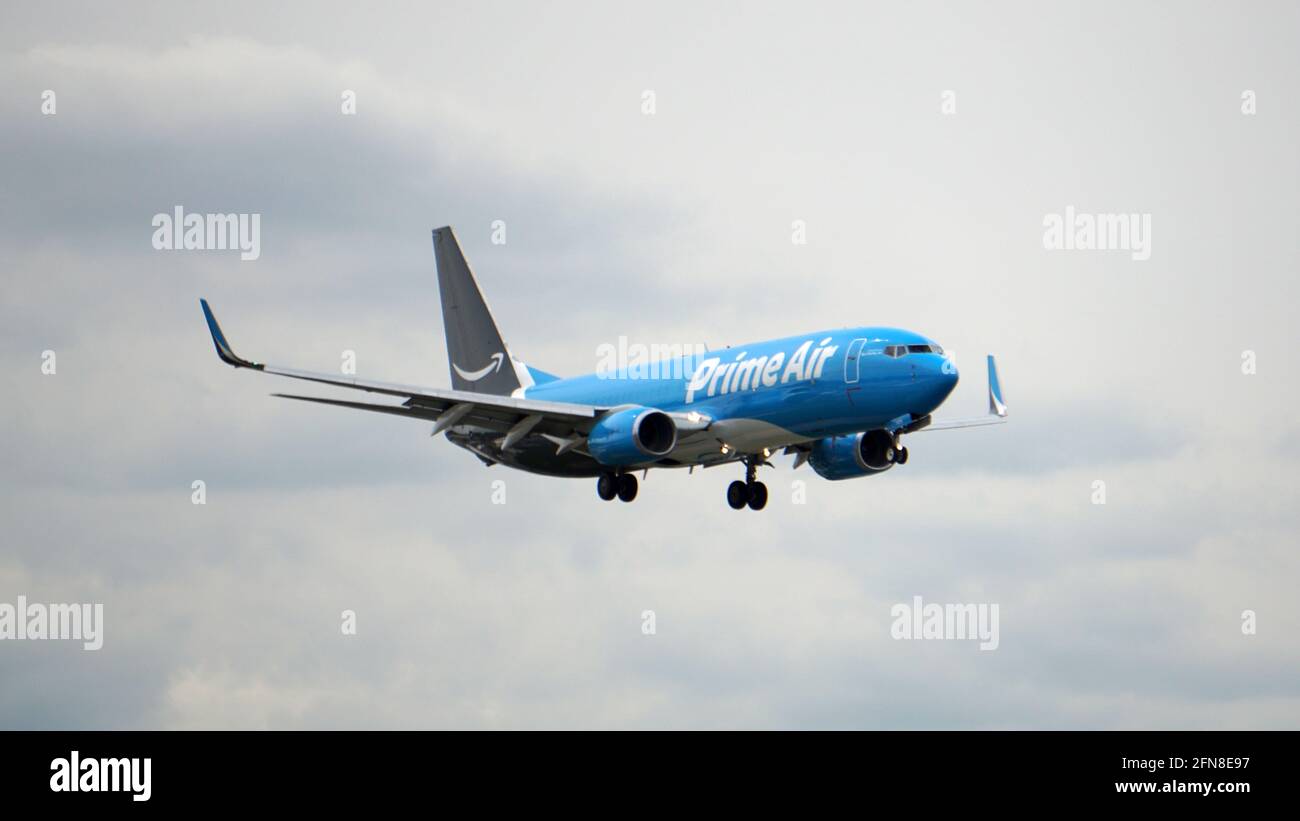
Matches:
[987,355,1006,417]
[199,298,261,369]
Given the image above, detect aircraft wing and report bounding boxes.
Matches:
[199,299,602,442]
[913,354,1007,432]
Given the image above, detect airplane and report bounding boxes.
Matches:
[199,226,1007,510]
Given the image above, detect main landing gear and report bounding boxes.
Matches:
[727,456,769,511]
[597,472,638,503]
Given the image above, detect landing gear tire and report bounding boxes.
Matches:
[895,446,908,465]
[727,480,750,510]
[596,474,618,501]
[747,481,768,511]
[616,473,639,502]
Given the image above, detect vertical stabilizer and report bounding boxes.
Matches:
[432,226,529,396]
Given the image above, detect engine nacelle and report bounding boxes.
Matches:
[808,430,896,480]
[586,407,678,466]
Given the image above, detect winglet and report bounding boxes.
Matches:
[199,298,262,369]
[987,355,1007,417]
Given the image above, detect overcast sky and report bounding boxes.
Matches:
[1,0,1298,728]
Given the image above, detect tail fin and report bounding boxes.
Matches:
[432,226,529,396]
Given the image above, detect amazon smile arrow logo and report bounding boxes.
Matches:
[453,352,505,382]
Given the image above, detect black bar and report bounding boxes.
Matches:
[3,730,1288,808]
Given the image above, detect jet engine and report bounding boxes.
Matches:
[586,407,677,466]
[808,430,897,480]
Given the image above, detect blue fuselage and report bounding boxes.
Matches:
[527,326,958,445]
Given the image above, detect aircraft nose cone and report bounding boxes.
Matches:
[927,356,959,408]
[942,360,959,391]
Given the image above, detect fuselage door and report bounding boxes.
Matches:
[844,338,867,384]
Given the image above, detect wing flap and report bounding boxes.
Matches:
[272,393,443,422]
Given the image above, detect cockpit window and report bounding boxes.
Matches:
[907,344,942,355]
[886,343,942,357]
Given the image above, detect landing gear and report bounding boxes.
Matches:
[597,472,639,502]
[727,456,770,511]
[727,480,749,510]
[616,473,638,502]
[895,446,908,465]
[596,472,641,503]
[597,474,618,501]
